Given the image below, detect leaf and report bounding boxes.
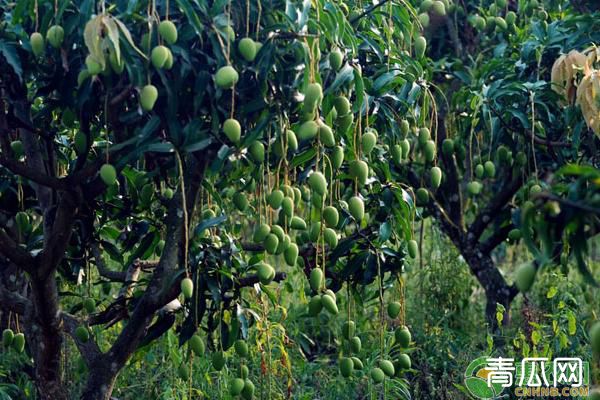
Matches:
[567,310,577,335]
[113,18,147,59]
[102,15,121,64]
[0,41,22,81]
[183,138,212,153]
[84,15,105,68]
[379,221,391,242]
[194,214,227,236]
[175,0,204,37]
[546,286,558,298]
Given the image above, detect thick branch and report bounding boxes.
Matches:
[479,223,514,255]
[0,156,71,190]
[0,281,31,314]
[61,312,102,365]
[0,228,35,271]
[468,174,523,241]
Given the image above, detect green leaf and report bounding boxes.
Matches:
[0,41,22,81]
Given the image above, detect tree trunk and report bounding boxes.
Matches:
[462,248,518,331]
[26,276,68,400]
[80,356,119,400]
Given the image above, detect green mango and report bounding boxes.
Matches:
[140,84,158,111]
[416,188,429,205]
[310,268,324,292]
[332,145,345,169]
[339,357,354,377]
[380,360,395,377]
[83,298,96,314]
[391,144,402,165]
[337,113,354,134]
[387,301,401,319]
[333,96,351,116]
[177,363,189,380]
[180,277,194,299]
[308,295,323,315]
[234,339,249,357]
[400,139,411,158]
[151,45,170,69]
[212,351,225,370]
[349,160,369,186]
[238,37,257,62]
[430,166,442,189]
[515,262,536,292]
[290,216,307,230]
[321,294,338,314]
[431,0,446,16]
[348,196,364,222]
[281,197,294,218]
[419,13,430,28]
[85,55,104,75]
[395,326,411,347]
[324,228,338,248]
[264,234,279,254]
[342,320,355,339]
[230,377,245,395]
[75,326,89,343]
[442,138,454,155]
[257,262,275,285]
[397,354,411,370]
[223,118,241,143]
[420,0,433,11]
[319,123,335,147]
[298,120,319,142]
[30,32,45,57]
[475,164,485,179]
[215,66,239,89]
[423,140,436,162]
[329,49,343,71]
[408,239,418,259]
[323,206,339,228]
[361,130,377,154]
[304,83,323,111]
[241,379,255,399]
[248,141,265,163]
[415,36,427,58]
[271,225,284,241]
[2,329,14,347]
[189,334,205,356]
[158,20,178,44]
[284,243,299,266]
[308,171,327,196]
[467,181,482,196]
[508,228,522,241]
[350,336,362,353]
[239,364,249,379]
[371,367,385,383]
[268,189,284,209]
[47,25,64,48]
[100,164,117,186]
[253,224,271,243]
[351,357,364,370]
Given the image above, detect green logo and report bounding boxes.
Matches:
[464,357,506,400]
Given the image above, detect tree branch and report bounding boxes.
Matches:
[349,0,391,24]
[61,312,102,365]
[0,281,30,314]
[0,228,35,271]
[468,173,523,241]
[478,223,514,255]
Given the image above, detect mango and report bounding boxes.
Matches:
[321,294,338,314]
[286,129,299,151]
[419,13,430,28]
[350,336,362,353]
[212,351,225,370]
[387,301,401,319]
[215,65,239,89]
[430,166,442,189]
[323,206,339,228]
[334,96,351,116]
[362,130,377,154]
[158,20,178,44]
[324,228,338,248]
[431,0,446,16]
[47,25,64,48]
[408,239,418,258]
[508,228,522,241]
[484,161,496,178]
[329,49,343,71]
[442,138,454,155]
[83,298,96,314]
[340,357,354,377]
[264,234,279,255]
[298,120,319,142]
[352,357,364,370]
[319,123,335,147]
[238,37,257,62]
[332,145,345,169]
[290,216,307,230]
[181,277,194,299]
[515,262,536,292]
[281,197,294,219]
[284,243,298,266]
[395,326,411,347]
[415,36,427,58]
[349,160,369,186]
[230,377,245,395]
[308,171,327,195]
[257,262,275,285]
[75,326,89,343]
[271,225,285,241]
[467,181,482,196]
[177,364,189,380]
[248,141,265,163]
[423,140,436,162]
[371,367,385,383]
[241,379,255,399]
[100,164,117,186]
[239,364,249,379]
[380,360,395,377]
[30,32,45,57]
[140,84,158,111]
[348,196,364,222]
[151,45,170,69]
[416,187,429,205]
[253,224,271,243]
[2,329,14,347]
[109,51,125,74]
[397,354,411,370]
[310,268,324,292]
[233,192,248,211]
[475,164,484,179]
[86,55,104,75]
[11,140,24,158]
[223,118,241,143]
[400,139,411,158]
[234,339,249,357]
[304,83,323,110]
[342,320,355,339]
[268,189,284,209]
[189,334,205,356]
[308,295,323,315]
